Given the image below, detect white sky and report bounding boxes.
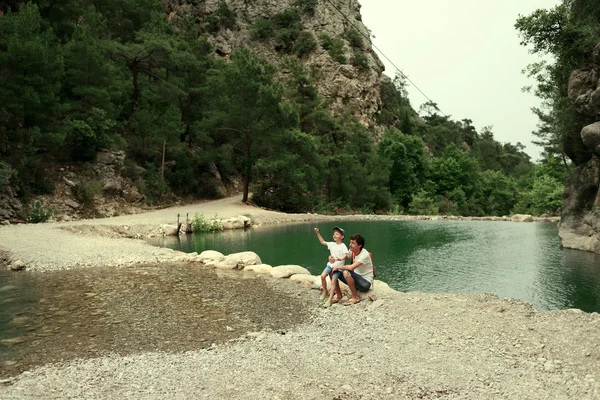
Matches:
[359,0,561,162]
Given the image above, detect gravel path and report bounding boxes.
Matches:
[0,196,598,399]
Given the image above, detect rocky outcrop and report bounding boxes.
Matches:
[165,0,385,127]
[560,41,600,252]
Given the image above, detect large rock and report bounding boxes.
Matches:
[213,251,262,270]
[196,250,225,264]
[559,156,600,252]
[581,122,600,155]
[243,263,273,274]
[511,214,533,222]
[271,265,310,279]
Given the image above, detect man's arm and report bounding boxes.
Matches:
[333,260,361,272]
[314,228,327,246]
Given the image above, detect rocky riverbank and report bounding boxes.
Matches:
[0,196,596,399]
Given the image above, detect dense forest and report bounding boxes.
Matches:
[0,0,571,220]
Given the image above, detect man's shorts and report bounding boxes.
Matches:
[333,270,372,292]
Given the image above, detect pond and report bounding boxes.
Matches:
[148,220,600,313]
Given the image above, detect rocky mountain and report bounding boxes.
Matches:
[164,0,386,127]
[559,42,600,252]
[0,0,390,222]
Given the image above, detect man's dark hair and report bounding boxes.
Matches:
[350,234,365,249]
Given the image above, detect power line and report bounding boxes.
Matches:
[321,0,447,117]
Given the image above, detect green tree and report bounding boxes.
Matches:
[379,127,428,210]
[206,48,297,203]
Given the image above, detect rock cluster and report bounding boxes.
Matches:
[561,41,600,252]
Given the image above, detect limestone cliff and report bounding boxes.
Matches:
[559,42,600,252]
[164,0,386,127]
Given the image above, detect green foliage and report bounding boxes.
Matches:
[272,9,302,53]
[294,0,318,14]
[293,31,317,57]
[141,165,168,204]
[72,176,102,206]
[206,1,237,33]
[191,213,222,232]
[515,1,600,163]
[409,189,439,215]
[251,19,274,40]
[252,129,320,212]
[0,161,16,191]
[319,33,346,63]
[350,52,369,71]
[27,201,53,223]
[205,48,297,203]
[346,29,364,49]
[379,128,428,209]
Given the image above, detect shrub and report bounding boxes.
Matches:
[293,31,317,57]
[73,178,103,206]
[141,166,168,205]
[273,9,301,29]
[206,0,237,33]
[346,29,364,49]
[275,28,300,53]
[320,33,346,63]
[408,190,439,215]
[0,161,16,191]
[294,0,318,14]
[251,18,274,40]
[27,201,52,223]
[351,52,369,71]
[191,213,222,233]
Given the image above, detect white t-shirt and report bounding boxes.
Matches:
[353,248,374,284]
[327,242,348,268]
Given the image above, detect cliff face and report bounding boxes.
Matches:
[164,0,386,128]
[559,42,600,252]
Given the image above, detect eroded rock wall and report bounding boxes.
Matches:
[559,42,600,252]
[165,0,386,127]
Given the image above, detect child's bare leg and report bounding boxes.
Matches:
[320,272,328,294]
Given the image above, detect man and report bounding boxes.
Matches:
[325,233,373,307]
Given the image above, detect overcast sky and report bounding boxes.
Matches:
[359,0,561,162]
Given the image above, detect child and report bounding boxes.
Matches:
[314,226,348,301]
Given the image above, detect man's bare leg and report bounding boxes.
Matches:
[342,271,360,305]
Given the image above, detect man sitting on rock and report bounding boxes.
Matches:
[325,233,373,307]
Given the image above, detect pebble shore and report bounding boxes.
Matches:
[0,197,597,399]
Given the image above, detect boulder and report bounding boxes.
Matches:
[511,214,533,222]
[581,122,600,156]
[221,215,251,230]
[218,251,261,269]
[271,265,310,279]
[196,250,225,264]
[9,260,25,271]
[288,274,319,286]
[243,264,273,274]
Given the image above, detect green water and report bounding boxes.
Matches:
[149,220,600,313]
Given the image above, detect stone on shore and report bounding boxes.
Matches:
[271,265,310,279]
[243,264,273,274]
[196,250,225,264]
[213,251,261,270]
[511,214,533,222]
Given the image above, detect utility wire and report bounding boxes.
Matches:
[322,0,447,117]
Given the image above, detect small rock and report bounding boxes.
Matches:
[9,260,25,271]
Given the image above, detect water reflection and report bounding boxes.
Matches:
[149,220,600,313]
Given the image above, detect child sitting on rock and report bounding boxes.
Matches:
[314,226,348,303]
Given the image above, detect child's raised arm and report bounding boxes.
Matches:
[314,227,327,246]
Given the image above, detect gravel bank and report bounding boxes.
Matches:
[2,293,600,399]
[0,196,597,399]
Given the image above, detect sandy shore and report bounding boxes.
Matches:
[0,195,598,399]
